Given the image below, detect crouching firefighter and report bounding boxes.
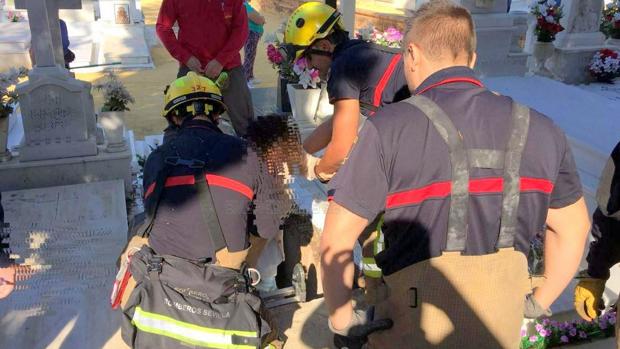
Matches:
[112,72,286,349]
[321,1,591,348]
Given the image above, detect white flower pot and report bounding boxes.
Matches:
[287,83,333,132]
[0,116,10,162]
[99,111,127,152]
[532,41,555,77]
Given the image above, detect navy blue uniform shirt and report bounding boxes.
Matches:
[143,119,286,261]
[586,141,620,279]
[330,66,583,276]
[328,39,410,114]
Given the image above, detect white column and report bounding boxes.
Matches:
[339,0,356,36]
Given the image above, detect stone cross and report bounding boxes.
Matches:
[14,0,82,68]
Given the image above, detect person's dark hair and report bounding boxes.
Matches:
[326,27,349,46]
[245,114,304,177]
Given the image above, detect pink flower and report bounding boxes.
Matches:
[539,329,549,337]
[560,335,569,343]
[535,324,544,332]
[529,336,538,343]
[309,69,319,80]
[295,57,308,69]
[520,329,526,337]
[385,27,403,42]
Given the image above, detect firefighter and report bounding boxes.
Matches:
[574,140,620,344]
[116,72,286,348]
[320,1,590,348]
[281,1,410,300]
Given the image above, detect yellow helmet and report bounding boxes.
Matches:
[283,2,344,61]
[162,72,227,119]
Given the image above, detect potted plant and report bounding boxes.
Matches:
[530,0,564,76]
[601,0,620,44]
[0,67,28,162]
[286,57,332,132]
[94,71,134,152]
[265,22,299,113]
[588,49,620,83]
[520,309,616,348]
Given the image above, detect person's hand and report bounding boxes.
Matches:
[186,56,204,74]
[204,59,224,79]
[330,308,393,349]
[574,277,606,321]
[524,293,552,319]
[302,151,320,181]
[0,265,16,299]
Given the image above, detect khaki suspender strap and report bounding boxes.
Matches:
[194,173,227,254]
[497,103,530,249]
[468,149,505,169]
[404,95,470,252]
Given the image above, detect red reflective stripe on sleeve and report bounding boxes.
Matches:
[144,183,156,199]
[385,181,451,208]
[328,196,334,202]
[206,174,254,200]
[371,53,402,113]
[165,175,196,187]
[385,177,554,209]
[520,177,554,193]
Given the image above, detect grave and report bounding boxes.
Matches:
[0,180,127,348]
[549,0,608,84]
[0,0,131,192]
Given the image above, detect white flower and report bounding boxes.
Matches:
[607,2,615,9]
[614,12,620,22]
[357,24,374,41]
[547,0,557,7]
[263,32,278,44]
[545,15,555,23]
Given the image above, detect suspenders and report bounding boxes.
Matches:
[403,95,531,252]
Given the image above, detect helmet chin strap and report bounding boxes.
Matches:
[306,48,333,58]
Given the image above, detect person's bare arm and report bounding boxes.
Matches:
[247,11,265,25]
[314,99,360,176]
[303,117,333,154]
[320,202,369,330]
[534,197,590,308]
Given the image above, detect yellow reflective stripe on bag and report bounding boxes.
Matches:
[363,257,382,278]
[132,306,258,349]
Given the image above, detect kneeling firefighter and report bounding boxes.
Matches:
[113,72,285,348]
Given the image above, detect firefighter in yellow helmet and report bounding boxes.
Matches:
[116,72,287,348]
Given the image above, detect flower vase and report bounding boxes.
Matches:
[287,83,333,133]
[0,116,10,162]
[533,41,555,77]
[99,111,127,152]
[277,76,292,113]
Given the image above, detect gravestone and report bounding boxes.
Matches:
[456,0,530,76]
[14,0,98,161]
[549,0,608,84]
[0,0,132,192]
[0,180,126,348]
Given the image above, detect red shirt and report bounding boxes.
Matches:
[156,0,248,70]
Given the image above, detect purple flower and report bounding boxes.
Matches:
[529,336,538,343]
[600,319,609,330]
[520,329,526,337]
[569,328,577,337]
[579,331,587,339]
[609,315,616,325]
[542,319,550,326]
[561,335,569,343]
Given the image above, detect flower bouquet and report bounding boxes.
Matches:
[521,309,616,348]
[6,10,24,22]
[530,0,564,42]
[292,57,320,89]
[355,25,403,49]
[588,49,620,83]
[601,0,620,39]
[265,22,298,82]
[93,71,134,112]
[0,67,28,119]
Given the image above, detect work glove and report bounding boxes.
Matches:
[302,152,321,181]
[330,308,393,349]
[574,275,607,321]
[524,293,552,319]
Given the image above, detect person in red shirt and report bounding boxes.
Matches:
[156,0,254,137]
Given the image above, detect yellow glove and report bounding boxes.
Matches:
[574,277,606,321]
